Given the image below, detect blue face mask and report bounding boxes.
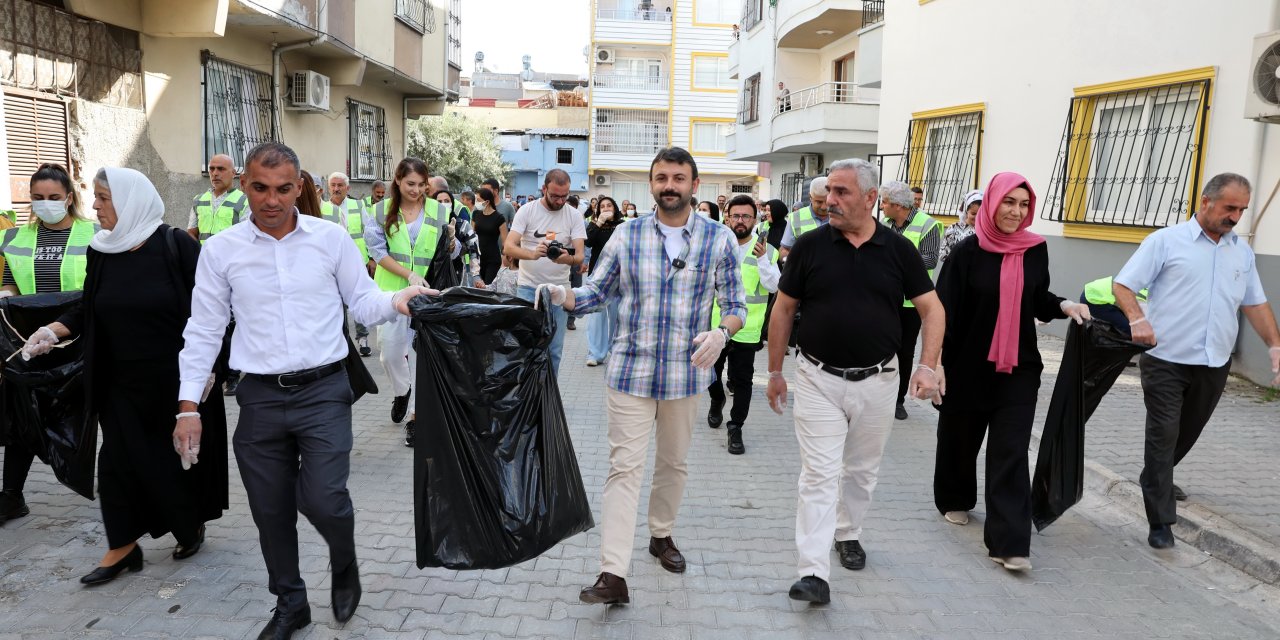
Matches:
[31,199,68,225]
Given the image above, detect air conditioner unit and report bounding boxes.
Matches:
[594,174,612,187]
[1246,30,1280,123]
[596,48,616,64]
[800,153,823,176]
[289,70,330,112]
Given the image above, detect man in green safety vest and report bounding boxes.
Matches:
[363,180,386,211]
[324,172,376,356]
[1081,276,1148,337]
[707,195,780,455]
[187,153,249,395]
[779,177,830,260]
[881,181,943,421]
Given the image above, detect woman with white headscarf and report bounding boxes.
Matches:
[22,167,228,586]
[941,189,982,263]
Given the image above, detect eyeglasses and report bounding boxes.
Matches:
[727,214,755,221]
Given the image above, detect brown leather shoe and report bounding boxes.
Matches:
[579,572,629,604]
[648,536,686,573]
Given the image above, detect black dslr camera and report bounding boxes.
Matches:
[544,232,576,261]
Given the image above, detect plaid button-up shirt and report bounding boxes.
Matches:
[572,212,746,399]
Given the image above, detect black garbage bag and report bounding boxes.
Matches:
[0,292,96,499]
[427,229,460,291]
[1032,319,1149,531]
[410,287,593,570]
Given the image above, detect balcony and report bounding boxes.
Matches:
[591,73,670,109]
[595,6,672,45]
[771,82,879,154]
[777,0,874,49]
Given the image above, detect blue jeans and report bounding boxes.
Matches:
[517,285,567,375]
[587,299,620,362]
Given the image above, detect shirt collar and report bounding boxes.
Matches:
[1186,215,1237,245]
[649,209,698,237]
[248,208,310,242]
[825,221,888,245]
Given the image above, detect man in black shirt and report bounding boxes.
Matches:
[766,158,944,605]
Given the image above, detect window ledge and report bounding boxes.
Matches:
[1062,224,1157,244]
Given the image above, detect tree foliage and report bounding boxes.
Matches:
[406,114,510,191]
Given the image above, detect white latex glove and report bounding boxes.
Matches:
[908,364,940,402]
[533,283,567,310]
[1060,299,1092,325]
[1269,346,1279,387]
[21,326,59,361]
[690,329,727,370]
[173,415,202,470]
[407,271,427,287]
[394,285,439,316]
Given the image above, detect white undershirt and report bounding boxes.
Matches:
[656,220,687,262]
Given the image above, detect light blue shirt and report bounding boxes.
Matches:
[1115,217,1267,367]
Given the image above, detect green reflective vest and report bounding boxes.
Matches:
[320,197,370,264]
[193,189,248,243]
[1083,276,1148,306]
[887,210,943,308]
[786,206,824,240]
[372,199,447,291]
[712,242,778,344]
[0,219,95,294]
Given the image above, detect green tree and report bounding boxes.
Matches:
[405,114,510,191]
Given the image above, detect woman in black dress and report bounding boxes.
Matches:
[471,187,509,284]
[23,167,227,585]
[584,196,623,366]
[931,172,1089,572]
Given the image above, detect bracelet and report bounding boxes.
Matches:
[914,364,936,376]
[768,371,785,378]
[176,412,200,420]
[1130,317,1149,326]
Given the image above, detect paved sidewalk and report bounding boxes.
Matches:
[0,322,1278,638]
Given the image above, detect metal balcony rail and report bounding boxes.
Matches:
[592,73,670,91]
[774,82,875,117]
[593,122,670,155]
[596,8,673,22]
[862,0,884,27]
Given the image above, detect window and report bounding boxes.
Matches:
[593,108,668,154]
[739,73,761,124]
[1042,71,1212,232]
[898,105,984,218]
[694,0,736,25]
[557,148,574,164]
[4,90,69,224]
[202,51,276,171]
[446,0,462,67]
[608,181,650,210]
[694,183,720,203]
[598,58,666,91]
[396,0,434,33]
[690,120,733,154]
[349,100,390,181]
[692,55,732,91]
[742,0,765,31]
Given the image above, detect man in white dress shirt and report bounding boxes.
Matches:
[173,142,432,640]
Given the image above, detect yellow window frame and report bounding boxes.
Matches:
[691,0,735,27]
[904,103,985,214]
[690,52,734,93]
[689,117,734,156]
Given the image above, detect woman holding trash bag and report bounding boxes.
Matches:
[21,167,227,585]
[931,172,1090,572]
[584,196,623,367]
[0,163,96,527]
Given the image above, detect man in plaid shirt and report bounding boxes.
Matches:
[537,147,746,605]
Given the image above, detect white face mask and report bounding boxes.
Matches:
[476,202,487,212]
[31,199,68,224]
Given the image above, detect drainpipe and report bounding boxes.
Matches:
[272,34,328,140]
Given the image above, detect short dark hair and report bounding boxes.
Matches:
[910,186,924,195]
[727,194,757,213]
[460,190,475,203]
[648,147,699,180]
[544,168,571,186]
[244,142,301,177]
[566,195,580,208]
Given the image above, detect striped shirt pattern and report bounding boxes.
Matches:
[573,212,747,400]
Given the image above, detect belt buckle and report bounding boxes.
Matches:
[277,373,300,389]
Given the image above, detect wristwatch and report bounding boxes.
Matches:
[717,325,732,342]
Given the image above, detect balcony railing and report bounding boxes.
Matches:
[774,82,876,117]
[862,0,884,27]
[592,73,669,91]
[593,122,670,155]
[596,8,672,22]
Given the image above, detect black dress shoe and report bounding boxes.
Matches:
[1173,484,1188,502]
[358,336,372,357]
[332,560,361,623]
[707,398,724,429]
[391,390,411,423]
[80,545,143,586]
[257,606,311,640]
[173,524,206,560]
[1148,524,1175,549]
[648,536,686,573]
[0,490,29,525]
[788,575,830,604]
[836,539,866,570]
[894,403,908,420]
[726,424,744,455]
[579,572,629,604]
[404,419,416,448]
[567,317,577,330]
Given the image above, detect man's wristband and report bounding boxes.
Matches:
[768,371,785,379]
[1130,317,1148,326]
[176,411,200,420]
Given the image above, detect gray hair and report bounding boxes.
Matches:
[809,176,829,198]
[1203,172,1251,201]
[429,175,450,190]
[827,158,879,194]
[372,179,386,189]
[328,172,350,186]
[93,167,109,190]
[880,180,915,208]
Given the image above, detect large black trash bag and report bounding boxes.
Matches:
[0,292,96,499]
[1032,319,1149,531]
[426,229,460,291]
[410,287,593,570]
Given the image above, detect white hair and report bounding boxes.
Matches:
[880,180,915,208]
[328,172,350,185]
[809,176,829,198]
[827,158,879,194]
[429,175,450,190]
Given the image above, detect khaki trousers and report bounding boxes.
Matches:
[599,387,698,577]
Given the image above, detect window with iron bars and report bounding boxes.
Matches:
[593,108,668,155]
[349,100,391,182]
[741,0,764,32]
[897,110,983,218]
[1041,78,1210,229]
[447,0,462,67]
[201,51,275,172]
[396,0,435,34]
[739,73,761,124]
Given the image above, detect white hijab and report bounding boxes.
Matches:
[90,167,165,254]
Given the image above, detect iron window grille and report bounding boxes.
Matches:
[447,0,462,67]
[201,50,275,172]
[861,0,884,27]
[740,73,761,124]
[396,0,435,34]
[1041,78,1211,229]
[557,148,573,164]
[741,0,764,32]
[349,99,390,182]
[897,110,983,217]
[779,171,805,207]
[593,108,668,155]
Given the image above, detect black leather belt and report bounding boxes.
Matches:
[246,361,344,389]
[799,351,895,382]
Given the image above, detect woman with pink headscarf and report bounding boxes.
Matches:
[930,172,1090,572]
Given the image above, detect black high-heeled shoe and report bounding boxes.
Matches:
[81,545,143,586]
[173,524,206,560]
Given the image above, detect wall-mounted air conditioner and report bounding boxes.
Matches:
[289,70,330,112]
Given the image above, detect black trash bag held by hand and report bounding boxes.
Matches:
[410,288,593,570]
[0,292,96,499]
[426,225,460,291]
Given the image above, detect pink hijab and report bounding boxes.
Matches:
[974,172,1044,374]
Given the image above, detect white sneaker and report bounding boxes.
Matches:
[586,359,599,367]
[944,511,969,526]
[993,556,1032,572]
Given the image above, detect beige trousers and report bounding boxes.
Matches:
[599,387,698,577]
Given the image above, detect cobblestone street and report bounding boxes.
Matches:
[1,325,1279,639]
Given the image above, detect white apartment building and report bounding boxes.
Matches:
[876,0,1280,386]
[587,0,759,208]
[726,0,883,205]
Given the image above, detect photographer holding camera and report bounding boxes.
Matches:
[504,168,586,374]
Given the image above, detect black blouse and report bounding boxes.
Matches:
[586,221,619,274]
